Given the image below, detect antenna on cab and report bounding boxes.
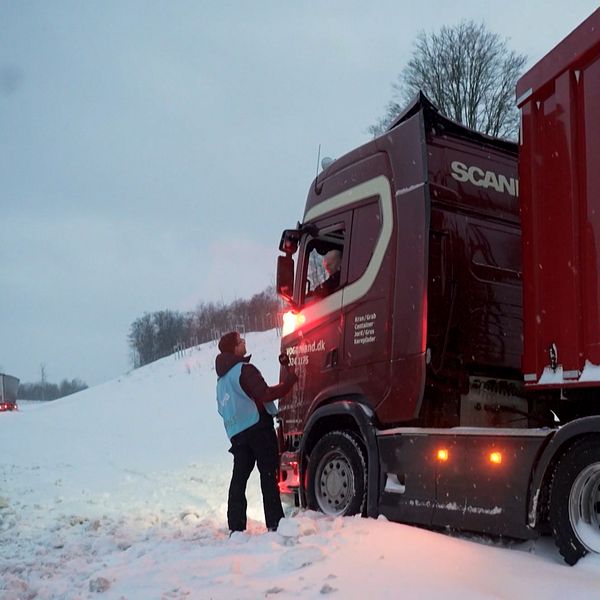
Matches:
[314,144,321,194]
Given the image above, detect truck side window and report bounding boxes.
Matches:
[347,200,380,284]
[301,227,345,304]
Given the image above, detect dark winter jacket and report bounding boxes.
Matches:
[215,352,297,416]
[314,270,341,298]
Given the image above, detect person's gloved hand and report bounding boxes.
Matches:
[279,352,298,384]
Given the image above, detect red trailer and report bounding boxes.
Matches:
[275,8,600,565]
[518,9,600,390]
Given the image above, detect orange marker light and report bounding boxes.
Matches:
[489,451,503,465]
[437,448,449,462]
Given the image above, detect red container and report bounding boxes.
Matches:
[517,8,600,387]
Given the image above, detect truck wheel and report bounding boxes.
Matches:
[549,438,600,565]
[306,431,366,517]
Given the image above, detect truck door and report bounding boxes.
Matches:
[339,197,394,405]
[282,213,351,432]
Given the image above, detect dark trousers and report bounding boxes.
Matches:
[227,419,284,532]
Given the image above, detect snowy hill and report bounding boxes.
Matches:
[2,329,600,599]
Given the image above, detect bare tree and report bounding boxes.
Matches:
[40,363,47,401]
[369,21,526,139]
[128,314,156,367]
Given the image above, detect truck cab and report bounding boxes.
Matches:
[277,93,526,441]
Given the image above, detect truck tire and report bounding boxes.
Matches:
[549,437,600,565]
[306,431,366,517]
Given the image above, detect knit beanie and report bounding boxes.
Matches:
[218,331,239,353]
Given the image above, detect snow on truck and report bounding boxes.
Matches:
[275,8,600,565]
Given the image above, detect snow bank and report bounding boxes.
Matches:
[1,329,600,599]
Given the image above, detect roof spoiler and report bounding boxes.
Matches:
[386,90,516,153]
[387,91,439,130]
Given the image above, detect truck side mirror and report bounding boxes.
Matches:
[277,255,295,302]
[279,229,301,254]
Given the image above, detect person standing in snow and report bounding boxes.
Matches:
[215,331,297,533]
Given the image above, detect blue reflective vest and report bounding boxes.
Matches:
[216,362,277,439]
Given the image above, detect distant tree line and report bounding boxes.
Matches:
[128,286,282,368]
[18,378,88,401]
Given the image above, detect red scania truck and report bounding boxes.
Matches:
[275,9,600,564]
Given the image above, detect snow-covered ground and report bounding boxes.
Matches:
[2,330,600,599]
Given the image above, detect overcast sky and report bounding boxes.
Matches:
[1,1,598,386]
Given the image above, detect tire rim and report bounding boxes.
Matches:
[315,449,355,515]
[569,461,600,553]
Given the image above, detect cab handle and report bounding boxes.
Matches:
[324,348,338,369]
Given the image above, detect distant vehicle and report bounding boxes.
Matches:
[0,374,20,412]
